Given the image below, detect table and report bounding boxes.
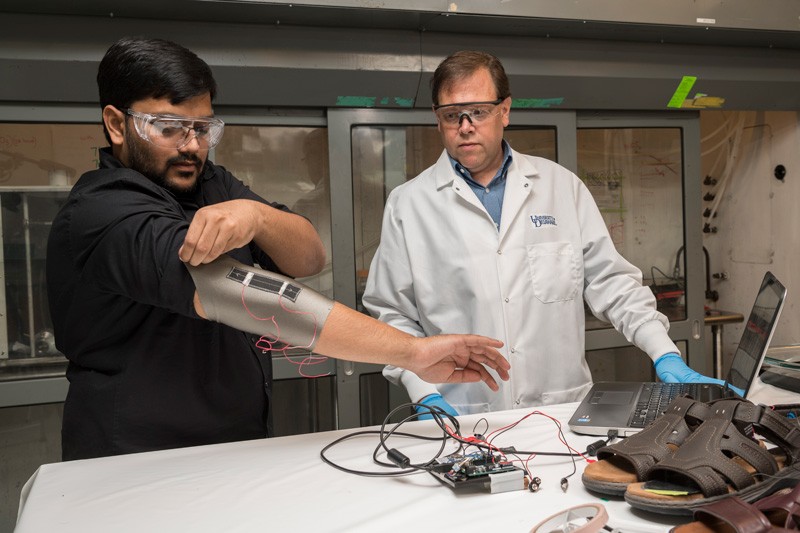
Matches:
[749,374,800,405]
[15,403,686,533]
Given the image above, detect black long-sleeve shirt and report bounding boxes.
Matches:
[47,148,290,460]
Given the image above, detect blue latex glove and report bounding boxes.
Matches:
[654,352,745,396]
[415,394,459,420]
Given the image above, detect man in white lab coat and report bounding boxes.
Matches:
[362,50,725,417]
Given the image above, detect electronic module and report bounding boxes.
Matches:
[428,451,526,493]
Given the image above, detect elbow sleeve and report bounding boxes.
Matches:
[187,255,333,350]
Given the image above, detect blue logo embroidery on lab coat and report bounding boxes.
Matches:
[530,215,557,228]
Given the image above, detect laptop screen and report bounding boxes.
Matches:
[728,272,786,392]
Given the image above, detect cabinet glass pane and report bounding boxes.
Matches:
[214,125,332,385]
[352,125,556,311]
[0,122,104,381]
[586,340,687,382]
[214,126,332,297]
[577,128,685,329]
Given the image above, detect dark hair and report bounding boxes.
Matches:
[430,50,510,106]
[97,37,218,142]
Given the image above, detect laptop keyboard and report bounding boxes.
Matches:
[628,383,706,428]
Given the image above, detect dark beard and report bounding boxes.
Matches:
[126,124,204,196]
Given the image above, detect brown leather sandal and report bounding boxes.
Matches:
[669,482,800,532]
[625,399,800,516]
[582,395,710,496]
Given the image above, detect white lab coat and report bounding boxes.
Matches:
[362,149,679,414]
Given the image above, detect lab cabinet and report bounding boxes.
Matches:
[0,189,70,380]
[0,108,705,437]
[328,109,704,428]
[0,118,102,392]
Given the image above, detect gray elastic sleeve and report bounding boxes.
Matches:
[187,255,333,350]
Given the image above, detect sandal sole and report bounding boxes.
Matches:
[625,400,800,516]
[624,466,800,516]
[669,484,800,532]
[581,474,629,497]
[581,397,707,497]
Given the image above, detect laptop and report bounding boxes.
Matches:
[568,271,787,436]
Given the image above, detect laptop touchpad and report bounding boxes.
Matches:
[590,391,634,405]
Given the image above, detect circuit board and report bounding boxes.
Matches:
[428,452,525,492]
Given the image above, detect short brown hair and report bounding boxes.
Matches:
[430,50,510,106]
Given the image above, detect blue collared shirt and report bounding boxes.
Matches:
[449,141,513,230]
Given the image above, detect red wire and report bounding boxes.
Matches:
[524,453,537,474]
[486,410,592,463]
[444,424,505,459]
[240,278,329,378]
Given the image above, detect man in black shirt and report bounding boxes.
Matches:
[47,37,509,460]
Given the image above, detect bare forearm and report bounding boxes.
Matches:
[313,303,507,388]
[190,257,509,388]
[192,280,406,365]
[313,302,415,367]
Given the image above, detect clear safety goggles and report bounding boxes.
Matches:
[433,98,504,127]
[124,109,225,149]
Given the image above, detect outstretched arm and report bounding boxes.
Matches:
[314,302,507,389]
[190,256,509,389]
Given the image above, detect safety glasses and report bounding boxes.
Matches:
[124,109,225,149]
[433,98,504,127]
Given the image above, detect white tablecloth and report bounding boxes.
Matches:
[748,375,800,405]
[15,403,686,533]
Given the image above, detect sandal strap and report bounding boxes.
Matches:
[691,496,773,533]
[734,403,800,460]
[761,407,800,454]
[650,399,780,497]
[753,484,800,528]
[596,396,709,479]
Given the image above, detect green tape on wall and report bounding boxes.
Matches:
[336,96,377,107]
[512,97,564,108]
[335,96,416,107]
[667,76,697,108]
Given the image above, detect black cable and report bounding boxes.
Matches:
[502,434,614,464]
[500,449,583,457]
[320,429,429,476]
[320,402,465,477]
[320,403,608,485]
[372,406,455,471]
[472,417,489,437]
[486,411,582,490]
[377,402,461,458]
[551,415,578,488]
[651,265,683,287]
[505,451,533,480]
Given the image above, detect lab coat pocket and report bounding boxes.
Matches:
[526,242,579,303]
[541,382,593,405]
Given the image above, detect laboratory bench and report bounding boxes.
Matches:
[15,403,683,533]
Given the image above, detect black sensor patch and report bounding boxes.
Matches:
[227,267,302,302]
